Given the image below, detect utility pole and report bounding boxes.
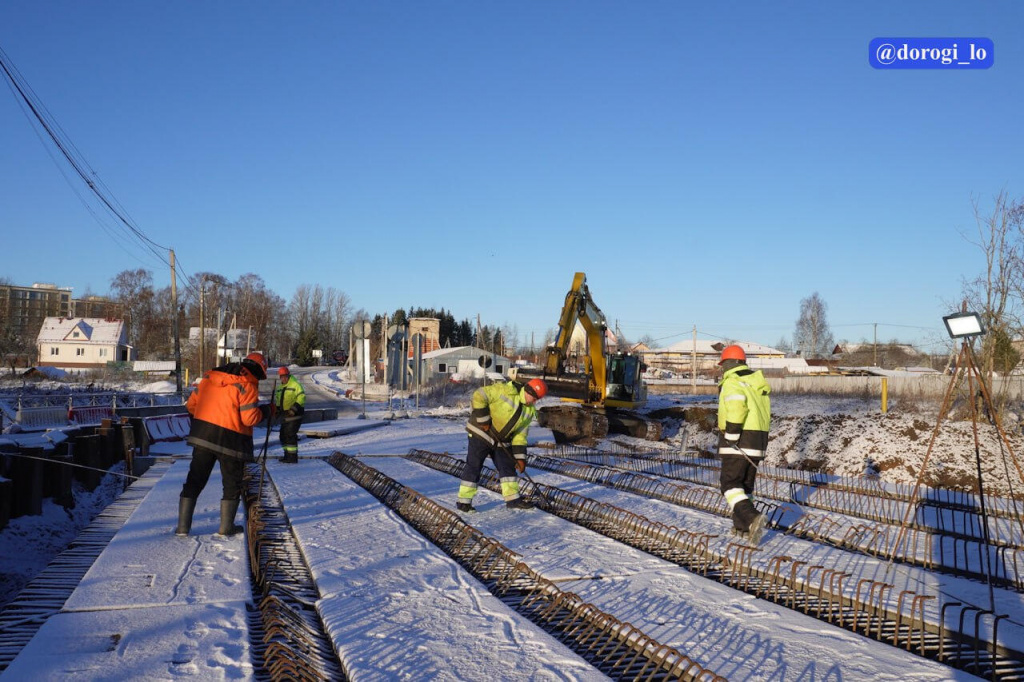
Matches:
[199,277,206,376]
[381,311,388,382]
[170,250,182,395]
[217,307,230,366]
[691,325,697,393]
[874,323,878,366]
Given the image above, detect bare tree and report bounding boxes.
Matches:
[501,323,521,357]
[231,273,286,360]
[0,291,35,370]
[110,268,154,350]
[636,334,658,349]
[793,292,835,359]
[286,284,352,365]
[960,191,1024,378]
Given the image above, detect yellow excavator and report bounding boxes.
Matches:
[511,272,662,443]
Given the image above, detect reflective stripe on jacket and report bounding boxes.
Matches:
[465,381,537,457]
[274,375,306,420]
[187,363,263,460]
[717,364,771,458]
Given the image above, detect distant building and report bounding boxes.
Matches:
[36,317,134,370]
[72,294,123,319]
[0,282,72,340]
[419,346,512,381]
[218,328,257,362]
[186,327,258,365]
[640,340,790,377]
[407,318,442,355]
[0,283,121,363]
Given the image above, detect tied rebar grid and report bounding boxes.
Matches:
[328,451,724,682]
[540,448,1024,592]
[556,444,1024,531]
[243,464,345,682]
[634,449,1024,550]
[0,459,172,672]
[406,449,1024,681]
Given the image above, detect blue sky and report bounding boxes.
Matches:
[1,2,1022,354]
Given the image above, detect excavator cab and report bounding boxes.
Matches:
[605,352,643,404]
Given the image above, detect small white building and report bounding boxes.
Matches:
[37,317,134,370]
[420,346,512,381]
[218,328,257,362]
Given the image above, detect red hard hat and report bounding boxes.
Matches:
[243,352,268,380]
[278,366,290,376]
[525,378,548,399]
[718,345,746,365]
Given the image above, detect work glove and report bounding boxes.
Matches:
[284,408,296,418]
[261,404,276,421]
[515,459,526,473]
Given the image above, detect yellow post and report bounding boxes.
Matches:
[881,377,888,413]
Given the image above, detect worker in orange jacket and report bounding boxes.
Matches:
[176,352,273,536]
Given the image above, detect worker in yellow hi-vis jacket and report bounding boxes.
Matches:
[457,378,547,512]
[273,366,306,463]
[716,345,771,545]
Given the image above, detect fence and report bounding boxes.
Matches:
[649,374,1024,401]
[11,392,184,411]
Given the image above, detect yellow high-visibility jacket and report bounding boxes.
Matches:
[273,375,306,420]
[465,381,537,458]
[717,364,771,458]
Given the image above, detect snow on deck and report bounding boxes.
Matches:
[269,458,604,679]
[3,462,254,680]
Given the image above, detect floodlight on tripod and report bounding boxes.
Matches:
[942,311,985,340]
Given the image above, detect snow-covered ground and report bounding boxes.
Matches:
[1,370,1020,679]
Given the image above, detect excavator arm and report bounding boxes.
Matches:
[543,272,608,403]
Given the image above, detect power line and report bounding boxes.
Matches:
[0,43,196,287]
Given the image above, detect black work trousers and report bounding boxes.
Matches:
[720,453,762,531]
[279,418,301,457]
[460,435,517,485]
[180,446,247,501]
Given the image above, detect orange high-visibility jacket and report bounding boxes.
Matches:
[186,363,264,460]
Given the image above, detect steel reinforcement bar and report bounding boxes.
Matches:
[243,463,345,682]
[405,449,1024,680]
[565,449,1024,544]
[551,444,1024,524]
[540,450,1024,590]
[0,459,171,673]
[327,451,724,682]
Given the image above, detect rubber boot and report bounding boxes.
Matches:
[175,497,197,536]
[733,499,759,531]
[747,514,768,546]
[217,499,244,536]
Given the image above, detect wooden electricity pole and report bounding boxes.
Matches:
[170,250,182,395]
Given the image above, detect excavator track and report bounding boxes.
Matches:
[538,405,662,444]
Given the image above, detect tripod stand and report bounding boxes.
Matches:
[887,334,1024,613]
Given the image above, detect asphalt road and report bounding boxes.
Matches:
[287,365,362,416]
